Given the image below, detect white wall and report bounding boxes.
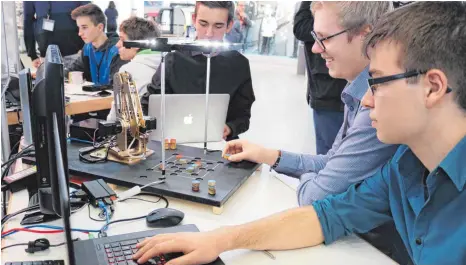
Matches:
[93,0,145,30]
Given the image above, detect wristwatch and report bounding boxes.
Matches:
[271,150,281,170]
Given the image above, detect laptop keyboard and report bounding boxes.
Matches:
[4,261,64,265]
[103,237,181,265]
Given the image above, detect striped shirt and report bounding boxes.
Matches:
[275,67,399,206]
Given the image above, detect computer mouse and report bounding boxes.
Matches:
[146,208,185,228]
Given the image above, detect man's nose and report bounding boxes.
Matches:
[361,88,375,109]
[311,41,324,54]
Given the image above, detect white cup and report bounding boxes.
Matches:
[68,71,84,84]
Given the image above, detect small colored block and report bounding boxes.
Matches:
[223,154,231,159]
[176,154,183,160]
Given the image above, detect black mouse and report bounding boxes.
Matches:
[146,208,184,228]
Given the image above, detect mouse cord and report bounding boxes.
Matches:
[99,194,169,238]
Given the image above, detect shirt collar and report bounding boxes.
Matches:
[342,66,370,102]
[397,135,466,191]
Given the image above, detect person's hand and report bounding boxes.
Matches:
[32,58,42,68]
[223,125,231,140]
[222,139,279,165]
[133,231,225,265]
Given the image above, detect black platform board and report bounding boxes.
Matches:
[66,141,259,207]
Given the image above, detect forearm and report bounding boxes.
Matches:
[219,206,324,252]
[274,151,328,178]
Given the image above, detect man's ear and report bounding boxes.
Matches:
[226,20,234,33]
[423,69,450,109]
[98,23,104,32]
[192,13,196,25]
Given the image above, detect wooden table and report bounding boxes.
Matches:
[7,83,113,125]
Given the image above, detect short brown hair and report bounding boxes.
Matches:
[195,1,235,24]
[363,2,466,112]
[71,3,106,27]
[119,17,161,40]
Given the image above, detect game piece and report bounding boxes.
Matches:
[186,166,194,173]
[208,180,216,196]
[164,138,170,150]
[179,159,188,164]
[170,138,177,150]
[176,154,183,160]
[223,153,231,160]
[192,180,200,192]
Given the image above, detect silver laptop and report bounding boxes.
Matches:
[148,94,230,143]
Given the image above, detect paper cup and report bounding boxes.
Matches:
[68,71,84,84]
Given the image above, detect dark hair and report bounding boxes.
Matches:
[72,3,106,28]
[119,17,161,40]
[108,1,116,9]
[195,1,235,24]
[363,2,466,112]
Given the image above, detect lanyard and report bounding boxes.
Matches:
[91,48,109,83]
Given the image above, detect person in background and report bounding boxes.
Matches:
[23,1,90,69]
[141,1,255,141]
[107,17,161,122]
[294,1,347,155]
[133,3,466,265]
[67,3,127,85]
[260,5,277,55]
[105,1,118,33]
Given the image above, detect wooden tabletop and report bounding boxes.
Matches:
[7,82,114,125]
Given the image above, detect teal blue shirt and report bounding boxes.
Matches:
[313,136,466,265]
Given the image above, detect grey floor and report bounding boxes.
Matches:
[241,54,316,155]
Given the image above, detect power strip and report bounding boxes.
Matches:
[3,166,37,192]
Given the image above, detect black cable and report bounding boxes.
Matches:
[1,238,79,252]
[1,204,40,225]
[99,194,169,238]
[88,203,106,222]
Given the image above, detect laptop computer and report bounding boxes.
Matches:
[148,94,230,143]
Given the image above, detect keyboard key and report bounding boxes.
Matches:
[33,262,44,265]
[106,248,113,253]
[125,255,133,260]
[132,249,138,254]
[116,257,125,262]
[23,263,33,265]
[131,245,137,249]
[113,247,122,252]
[105,244,111,249]
[111,243,120,248]
[114,251,123,257]
[120,240,137,246]
[137,238,147,243]
[109,258,115,263]
[107,253,114,258]
[123,250,133,256]
[121,246,131,251]
[117,262,127,265]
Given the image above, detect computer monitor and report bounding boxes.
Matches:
[30,44,76,265]
[18,68,34,147]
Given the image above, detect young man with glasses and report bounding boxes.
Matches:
[294,1,347,155]
[133,3,466,265]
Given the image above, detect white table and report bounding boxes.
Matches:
[1,160,397,265]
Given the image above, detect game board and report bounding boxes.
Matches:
[66,141,260,210]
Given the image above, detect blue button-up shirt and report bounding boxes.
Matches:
[313,136,466,265]
[275,68,399,205]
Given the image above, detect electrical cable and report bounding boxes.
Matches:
[99,194,169,238]
[120,197,161,204]
[1,238,79,252]
[88,203,106,222]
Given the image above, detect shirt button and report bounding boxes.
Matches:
[349,106,354,111]
[415,238,422,245]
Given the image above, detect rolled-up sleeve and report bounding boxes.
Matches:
[312,162,393,245]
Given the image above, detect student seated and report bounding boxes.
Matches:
[107,17,161,122]
[133,2,466,265]
[66,3,127,85]
[141,1,255,141]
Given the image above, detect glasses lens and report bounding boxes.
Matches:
[311,31,326,51]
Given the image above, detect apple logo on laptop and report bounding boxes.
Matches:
[184,114,193,125]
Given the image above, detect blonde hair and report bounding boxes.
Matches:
[311,1,394,37]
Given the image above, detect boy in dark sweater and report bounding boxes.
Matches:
[141,1,255,141]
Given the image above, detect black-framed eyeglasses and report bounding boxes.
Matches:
[367,70,453,95]
[311,29,349,51]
